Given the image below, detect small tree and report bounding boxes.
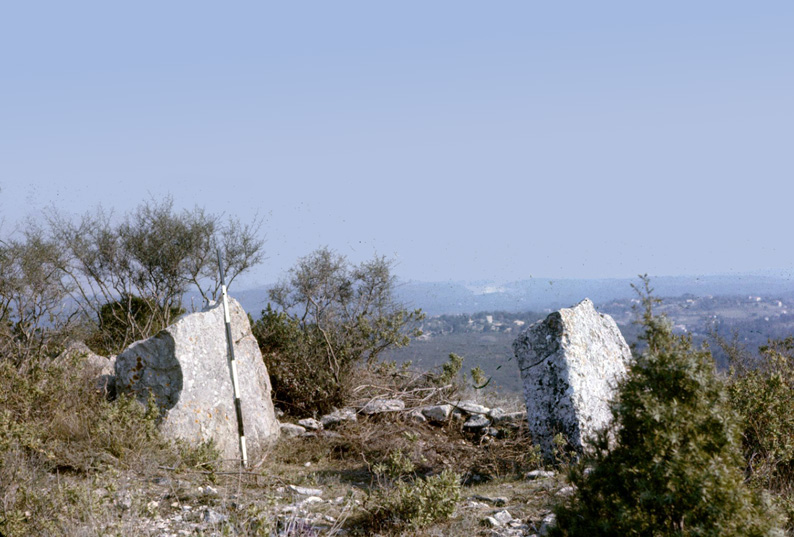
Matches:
[46,197,265,353]
[87,294,185,356]
[550,276,781,537]
[0,227,73,368]
[253,247,423,415]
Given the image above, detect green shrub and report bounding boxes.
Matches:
[0,349,178,536]
[87,294,184,355]
[728,338,794,490]
[253,248,423,416]
[437,352,463,385]
[365,469,461,532]
[254,304,348,415]
[373,449,417,482]
[178,438,221,475]
[726,336,794,530]
[550,277,782,537]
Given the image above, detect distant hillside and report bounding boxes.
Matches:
[392,274,794,315]
[383,287,794,395]
[229,275,794,396]
[232,273,794,323]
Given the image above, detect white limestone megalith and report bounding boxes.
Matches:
[115,297,279,462]
[512,298,631,458]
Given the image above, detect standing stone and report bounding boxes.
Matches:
[115,297,279,461]
[512,298,631,458]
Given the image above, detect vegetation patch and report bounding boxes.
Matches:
[550,278,783,536]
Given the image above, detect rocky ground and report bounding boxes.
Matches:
[41,397,568,537]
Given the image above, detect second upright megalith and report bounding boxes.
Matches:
[512,298,631,458]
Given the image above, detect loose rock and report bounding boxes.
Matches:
[525,470,556,480]
[493,411,528,424]
[421,404,453,422]
[288,485,323,497]
[361,398,405,414]
[463,414,491,431]
[203,508,228,524]
[471,494,508,506]
[320,408,357,429]
[454,401,491,415]
[492,510,514,525]
[538,512,556,536]
[408,409,427,423]
[280,423,307,437]
[298,418,322,431]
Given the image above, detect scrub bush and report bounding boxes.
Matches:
[550,277,782,537]
[253,247,423,416]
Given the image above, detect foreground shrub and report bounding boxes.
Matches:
[550,278,782,537]
[253,247,423,416]
[0,353,166,471]
[254,304,347,415]
[0,349,202,536]
[87,294,184,355]
[727,337,794,527]
[362,466,461,533]
[729,337,794,486]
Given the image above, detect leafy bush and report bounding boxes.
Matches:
[0,228,72,368]
[253,247,423,416]
[254,304,346,415]
[0,348,192,536]
[364,468,461,533]
[2,197,266,361]
[372,449,417,482]
[550,277,782,537]
[727,337,794,527]
[87,294,184,355]
[0,353,166,472]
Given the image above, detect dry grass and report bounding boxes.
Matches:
[0,351,562,536]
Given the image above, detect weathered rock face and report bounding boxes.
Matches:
[513,298,631,458]
[115,298,279,461]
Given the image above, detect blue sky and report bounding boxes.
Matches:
[1,2,792,286]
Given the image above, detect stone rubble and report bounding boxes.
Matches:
[463,414,492,431]
[320,408,357,429]
[279,397,529,442]
[481,508,534,537]
[287,485,324,497]
[298,418,322,431]
[453,401,491,415]
[538,512,557,536]
[470,494,508,506]
[421,404,454,422]
[360,398,405,414]
[525,470,556,480]
[280,423,307,437]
